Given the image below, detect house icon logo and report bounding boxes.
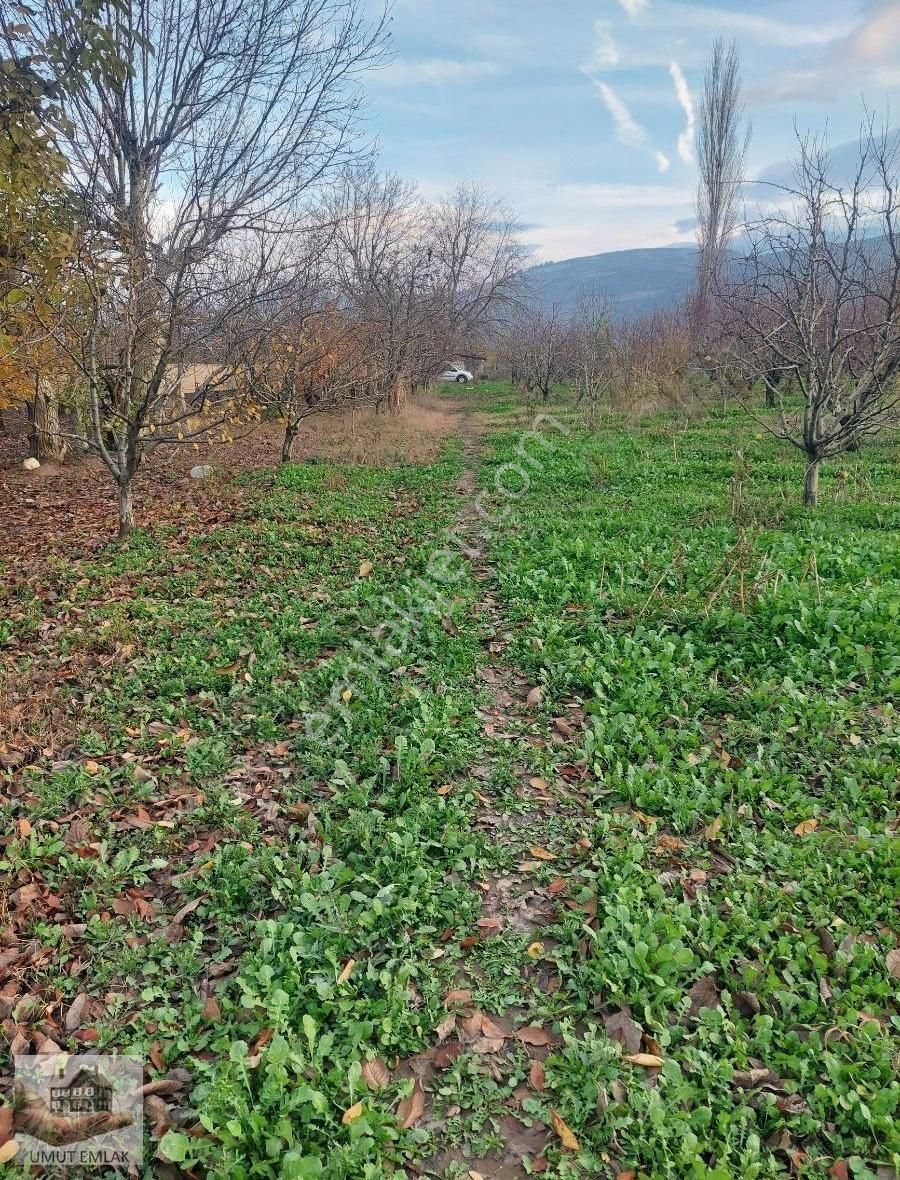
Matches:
[49,1066,115,1116]
[13,1053,144,1167]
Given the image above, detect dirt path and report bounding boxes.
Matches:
[409,409,592,1178]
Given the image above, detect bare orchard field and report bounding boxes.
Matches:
[0,395,463,566]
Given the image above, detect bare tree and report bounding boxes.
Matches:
[570,289,614,419]
[330,169,524,409]
[241,239,371,462]
[426,183,525,362]
[696,39,750,322]
[720,122,900,506]
[501,303,573,402]
[612,304,697,413]
[11,0,386,535]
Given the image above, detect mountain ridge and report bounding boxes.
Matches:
[522,243,697,317]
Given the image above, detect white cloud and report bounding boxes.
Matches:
[375,58,501,87]
[667,3,852,48]
[655,151,671,173]
[552,183,693,208]
[752,0,900,102]
[582,20,620,72]
[669,61,695,164]
[593,80,648,147]
[616,0,650,19]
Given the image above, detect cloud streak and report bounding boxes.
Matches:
[582,20,620,72]
[594,80,648,147]
[616,0,650,19]
[669,61,695,164]
[375,57,501,86]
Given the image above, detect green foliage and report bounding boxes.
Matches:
[2,402,897,1178]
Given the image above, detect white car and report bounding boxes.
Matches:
[439,365,473,383]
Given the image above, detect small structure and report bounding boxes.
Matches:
[452,353,486,379]
[50,1067,114,1116]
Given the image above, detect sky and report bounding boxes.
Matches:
[359,0,900,261]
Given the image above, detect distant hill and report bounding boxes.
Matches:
[523,245,697,317]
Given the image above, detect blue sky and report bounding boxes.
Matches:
[360,0,900,260]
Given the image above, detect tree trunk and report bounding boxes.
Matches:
[390,371,410,411]
[32,378,68,461]
[281,421,299,463]
[803,457,820,507]
[118,478,136,538]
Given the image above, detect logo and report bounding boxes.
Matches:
[13,1054,143,1169]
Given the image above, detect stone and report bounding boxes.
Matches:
[190,465,213,479]
[22,457,40,471]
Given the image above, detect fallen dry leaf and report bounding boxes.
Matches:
[529,1060,546,1091]
[341,1101,364,1125]
[479,1013,507,1041]
[793,818,818,837]
[396,1079,425,1129]
[529,845,556,861]
[526,941,544,959]
[444,988,472,1005]
[704,816,723,840]
[361,1059,390,1091]
[604,1007,643,1055]
[733,1068,773,1089]
[476,917,502,933]
[435,1013,457,1044]
[358,560,373,577]
[515,1025,552,1046]
[526,686,543,708]
[64,993,90,1032]
[687,973,720,1018]
[202,995,221,1021]
[885,948,900,980]
[337,958,356,984]
[550,1109,579,1151]
[624,1053,663,1068]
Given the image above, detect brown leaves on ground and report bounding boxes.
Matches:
[704,816,723,841]
[624,1053,664,1068]
[528,845,556,861]
[202,994,221,1021]
[341,1101,364,1125]
[444,988,472,1005]
[362,1059,390,1091]
[514,1024,553,1046]
[793,818,818,837]
[396,1079,425,1129]
[550,1109,579,1151]
[686,973,720,1018]
[604,1007,643,1054]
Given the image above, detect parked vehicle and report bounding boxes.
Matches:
[438,365,473,383]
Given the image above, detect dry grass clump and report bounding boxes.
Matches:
[293,395,462,466]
